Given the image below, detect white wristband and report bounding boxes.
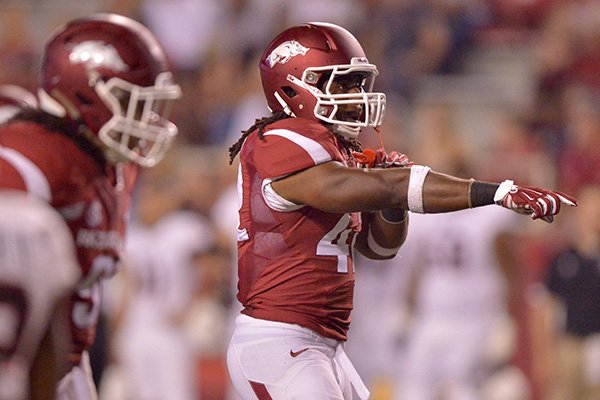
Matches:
[367,228,400,257]
[407,165,430,214]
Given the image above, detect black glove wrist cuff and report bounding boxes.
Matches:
[470,181,500,208]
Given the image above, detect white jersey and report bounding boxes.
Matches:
[393,206,522,400]
[113,210,214,400]
[401,206,519,318]
[123,210,214,327]
[0,192,79,400]
[345,253,412,388]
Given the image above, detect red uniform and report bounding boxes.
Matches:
[0,118,137,365]
[237,117,361,341]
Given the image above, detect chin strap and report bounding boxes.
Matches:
[374,126,386,153]
[273,91,296,117]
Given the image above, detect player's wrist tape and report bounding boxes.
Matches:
[407,165,430,213]
[367,228,401,257]
[379,208,407,224]
[469,180,501,208]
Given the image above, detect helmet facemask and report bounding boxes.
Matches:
[95,71,181,167]
[286,57,386,139]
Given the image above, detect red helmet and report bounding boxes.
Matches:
[0,85,37,122]
[41,13,181,167]
[259,22,385,139]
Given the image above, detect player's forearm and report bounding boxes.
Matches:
[386,167,576,223]
[355,210,409,259]
[371,209,409,249]
[421,171,472,213]
[349,167,475,213]
[358,167,473,213]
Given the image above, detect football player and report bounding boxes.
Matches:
[114,169,215,400]
[392,207,524,400]
[0,13,181,400]
[226,22,576,400]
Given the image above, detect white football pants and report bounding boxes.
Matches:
[227,314,369,400]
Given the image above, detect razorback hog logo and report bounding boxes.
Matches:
[69,40,129,72]
[266,40,310,68]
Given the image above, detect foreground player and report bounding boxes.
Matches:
[0,13,181,399]
[226,22,576,400]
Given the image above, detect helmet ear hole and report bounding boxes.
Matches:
[282,86,297,99]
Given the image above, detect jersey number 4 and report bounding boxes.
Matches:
[317,214,356,273]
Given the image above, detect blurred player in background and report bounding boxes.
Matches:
[0,13,181,400]
[0,193,80,400]
[393,196,527,400]
[226,22,576,400]
[531,184,600,400]
[108,163,215,400]
[0,86,74,400]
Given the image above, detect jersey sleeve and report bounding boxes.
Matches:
[253,127,343,179]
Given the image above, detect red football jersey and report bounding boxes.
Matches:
[237,117,361,341]
[0,119,138,364]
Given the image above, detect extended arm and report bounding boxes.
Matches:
[271,161,472,213]
[272,162,471,260]
[272,161,577,259]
